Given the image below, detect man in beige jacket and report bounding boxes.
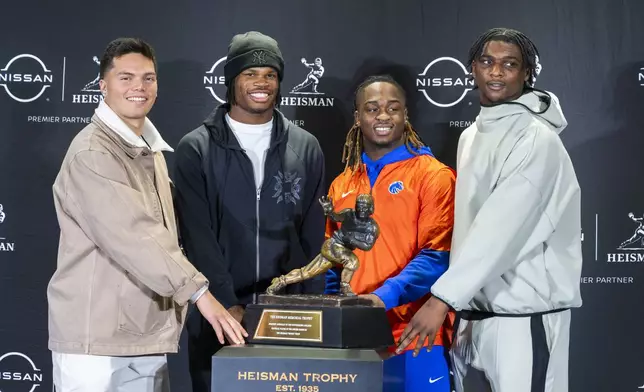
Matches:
[47,37,247,392]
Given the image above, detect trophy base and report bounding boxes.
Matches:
[243,294,394,349]
[212,345,405,392]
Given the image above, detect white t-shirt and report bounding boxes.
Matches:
[225,114,273,188]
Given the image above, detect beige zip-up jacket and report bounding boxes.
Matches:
[47,107,207,356]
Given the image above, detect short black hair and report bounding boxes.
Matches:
[99,38,157,79]
[467,28,541,88]
[225,75,282,107]
[353,74,406,110]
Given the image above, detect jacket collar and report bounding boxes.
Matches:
[93,101,173,155]
[203,103,289,150]
[361,144,433,168]
[361,144,433,187]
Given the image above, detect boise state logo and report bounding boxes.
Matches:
[388,181,404,195]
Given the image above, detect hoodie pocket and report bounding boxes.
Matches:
[117,272,173,336]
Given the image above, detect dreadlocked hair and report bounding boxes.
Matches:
[342,75,425,172]
[467,27,541,89]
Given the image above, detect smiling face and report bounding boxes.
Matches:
[471,40,530,105]
[355,81,407,160]
[99,53,157,133]
[228,66,279,124]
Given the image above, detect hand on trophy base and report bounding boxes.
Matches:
[358,293,385,307]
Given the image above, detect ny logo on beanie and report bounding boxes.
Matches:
[253,50,267,65]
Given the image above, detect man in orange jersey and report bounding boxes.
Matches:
[324,75,455,392]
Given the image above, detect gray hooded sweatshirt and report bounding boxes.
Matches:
[431,90,583,314]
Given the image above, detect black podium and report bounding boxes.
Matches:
[212,295,405,392]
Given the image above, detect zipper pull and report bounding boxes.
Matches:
[257,188,261,200]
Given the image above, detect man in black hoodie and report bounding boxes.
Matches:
[173,31,326,392]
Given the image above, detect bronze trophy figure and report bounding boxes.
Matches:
[266,193,380,296]
[242,192,391,350]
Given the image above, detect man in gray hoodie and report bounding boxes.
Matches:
[397,28,582,392]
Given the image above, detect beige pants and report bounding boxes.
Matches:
[52,352,170,392]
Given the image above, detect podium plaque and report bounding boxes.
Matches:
[243,294,394,349]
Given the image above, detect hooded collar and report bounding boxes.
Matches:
[203,103,289,150]
[477,89,568,135]
[361,144,433,187]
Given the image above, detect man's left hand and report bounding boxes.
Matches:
[359,294,385,307]
[396,296,450,357]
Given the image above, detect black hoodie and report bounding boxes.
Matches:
[173,104,326,311]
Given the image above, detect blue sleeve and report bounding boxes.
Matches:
[324,266,341,294]
[372,249,449,310]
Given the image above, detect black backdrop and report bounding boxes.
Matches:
[1,0,643,391]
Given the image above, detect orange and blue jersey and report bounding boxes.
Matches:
[324,144,456,354]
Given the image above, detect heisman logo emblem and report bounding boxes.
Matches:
[81,56,101,92]
[291,57,325,95]
[618,212,644,250]
[0,203,5,239]
[273,171,302,205]
[252,50,267,65]
[0,203,15,251]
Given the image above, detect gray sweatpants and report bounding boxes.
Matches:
[52,352,170,392]
[451,309,571,392]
